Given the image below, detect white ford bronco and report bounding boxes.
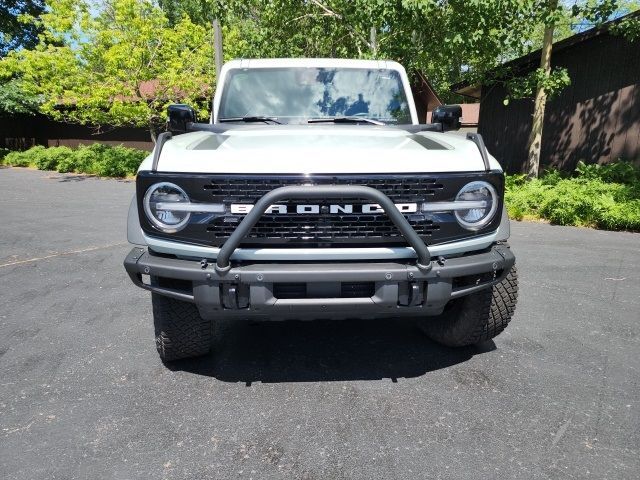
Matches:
[124,58,518,362]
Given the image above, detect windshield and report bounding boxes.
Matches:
[217,67,412,124]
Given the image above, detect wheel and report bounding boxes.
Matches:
[418,266,518,347]
[151,293,212,361]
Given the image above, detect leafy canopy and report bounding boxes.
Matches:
[206,0,544,100]
[0,0,214,133]
[166,0,638,101]
[0,77,41,114]
[0,0,45,56]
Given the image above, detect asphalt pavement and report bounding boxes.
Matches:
[1,167,639,479]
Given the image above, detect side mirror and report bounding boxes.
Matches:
[431,105,462,131]
[167,104,196,134]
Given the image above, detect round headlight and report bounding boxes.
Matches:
[143,182,191,233]
[454,181,498,230]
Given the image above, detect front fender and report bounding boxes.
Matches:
[496,205,510,241]
[127,195,146,245]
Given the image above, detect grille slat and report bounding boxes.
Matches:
[204,177,443,245]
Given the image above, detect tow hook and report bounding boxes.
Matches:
[221,283,250,309]
[398,281,425,307]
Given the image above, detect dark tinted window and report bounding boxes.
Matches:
[218,67,411,124]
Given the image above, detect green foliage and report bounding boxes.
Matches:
[612,14,640,40]
[92,145,147,177]
[3,151,30,167]
[57,143,108,173]
[504,67,571,103]
[0,147,9,161]
[506,161,640,231]
[157,0,220,26]
[153,0,546,103]
[35,145,73,170]
[0,144,147,177]
[574,160,640,184]
[3,145,45,167]
[0,0,214,134]
[153,1,635,106]
[0,78,41,114]
[572,0,621,23]
[0,0,45,56]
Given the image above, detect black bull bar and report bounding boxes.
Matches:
[213,185,433,273]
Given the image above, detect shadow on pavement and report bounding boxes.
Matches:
[168,318,496,383]
[51,174,99,182]
[46,173,132,183]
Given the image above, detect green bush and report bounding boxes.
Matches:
[506,160,640,232]
[35,146,73,171]
[1,143,148,177]
[64,143,111,174]
[575,160,640,185]
[3,151,25,166]
[3,147,40,167]
[92,145,147,177]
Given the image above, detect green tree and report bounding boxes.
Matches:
[0,0,214,140]
[0,77,41,114]
[157,0,223,26]
[0,0,45,56]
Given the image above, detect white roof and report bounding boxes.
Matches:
[222,58,405,70]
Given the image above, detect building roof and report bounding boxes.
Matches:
[412,71,443,108]
[451,10,640,98]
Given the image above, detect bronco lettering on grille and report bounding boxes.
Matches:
[230,203,418,215]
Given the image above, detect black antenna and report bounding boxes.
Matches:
[151,132,172,172]
[466,132,491,171]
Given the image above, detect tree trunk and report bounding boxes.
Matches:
[370,27,377,56]
[525,0,557,178]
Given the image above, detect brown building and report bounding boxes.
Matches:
[412,72,479,129]
[453,14,640,174]
[0,113,154,151]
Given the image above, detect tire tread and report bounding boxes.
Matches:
[419,266,518,347]
[152,293,212,361]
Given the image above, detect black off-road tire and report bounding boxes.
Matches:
[419,266,518,347]
[152,293,212,361]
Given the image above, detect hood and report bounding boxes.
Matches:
[140,126,502,174]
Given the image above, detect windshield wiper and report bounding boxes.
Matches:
[219,116,282,124]
[307,116,385,126]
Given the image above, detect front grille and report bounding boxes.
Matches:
[136,172,504,248]
[204,177,444,203]
[206,214,439,241]
[202,176,444,246]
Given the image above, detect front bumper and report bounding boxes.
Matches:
[124,243,515,320]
